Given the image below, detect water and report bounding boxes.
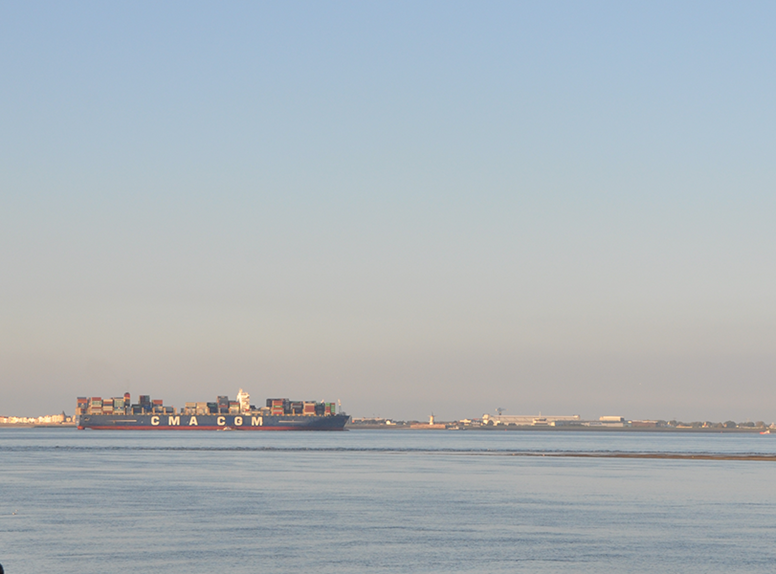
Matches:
[2,428,776,573]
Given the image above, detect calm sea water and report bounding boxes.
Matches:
[2,428,776,573]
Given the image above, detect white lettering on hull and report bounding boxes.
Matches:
[189,416,198,426]
[217,416,226,426]
[168,416,180,426]
[151,416,159,426]
[251,416,263,426]
[234,416,243,426]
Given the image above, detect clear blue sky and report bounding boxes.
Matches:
[1,1,775,421]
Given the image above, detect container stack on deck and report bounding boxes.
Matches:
[264,399,336,416]
[74,393,339,416]
[76,393,175,416]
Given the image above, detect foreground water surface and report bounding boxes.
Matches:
[2,428,775,573]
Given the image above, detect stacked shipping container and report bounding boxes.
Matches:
[77,392,336,418]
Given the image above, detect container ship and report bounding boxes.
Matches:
[76,389,349,431]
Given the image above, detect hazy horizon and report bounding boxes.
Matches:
[2,1,775,422]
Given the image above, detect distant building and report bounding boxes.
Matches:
[631,420,659,428]
[593,416,627,427]
[0,413,71,425]
[482,414,582,426]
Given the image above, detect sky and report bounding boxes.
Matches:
[1,1,775,421]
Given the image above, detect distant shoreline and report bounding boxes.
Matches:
[490,451,776,461]
[347,424,772,433]
[0,423,77,429]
